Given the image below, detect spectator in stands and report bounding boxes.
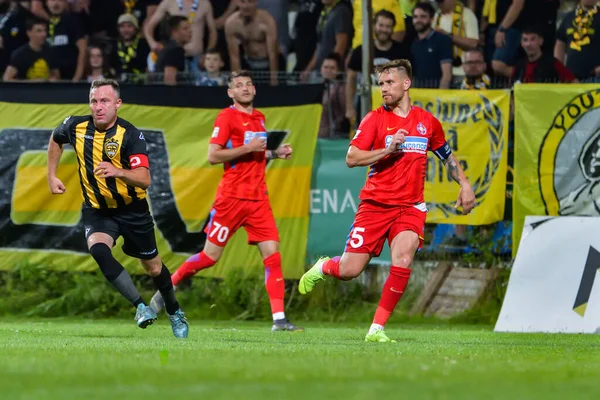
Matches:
[111,13,150,82]
[42,0,86,81]
[411,2,453,88]
[144,0,216,58]
[195,47,225,86]
[522,0,559,57]
[318,53,348,139]
[481,0,525,78]
[352,0,406,50]
[76,1,160,40]
[225,0,280,85]
[555,0,600,82]
[301,0,352,82]
[208,0,238,70]
[291,0,322,75]
[458,47,490,89]
[258,0,289,59]
[433,0,479,78]
[0,0,33,75]
[83,44,115,82]
[155,15,191,85]
[513,26,577,83]
[346,9,409,123]
[3,17,59,81]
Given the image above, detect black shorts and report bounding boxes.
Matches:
[81,199,159,260]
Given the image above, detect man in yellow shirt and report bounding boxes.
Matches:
[352,0,406,49]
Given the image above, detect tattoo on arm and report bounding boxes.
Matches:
[443,154,461,184]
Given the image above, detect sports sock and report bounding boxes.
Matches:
[321,256,341,278]
[264,252,285,321]
[90,243,144,307]
[372,266,412,327]
[171,251,216,286]
[152,264,180,315]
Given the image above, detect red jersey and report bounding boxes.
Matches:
[210,106,269,200]
[350,105,448,206]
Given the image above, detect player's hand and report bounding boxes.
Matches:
[385,130,408,154]
[245,136,267,152]
[94,162,122,178]
[48,176,66,194]
[276,143,292,159]
[456,184,476,215]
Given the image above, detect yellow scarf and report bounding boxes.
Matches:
[482,0,497,24]
[48,16,60,40]
[319,0,341,33]
[567,3,599,51]
[461,74,491,90]
[435,1,465,59]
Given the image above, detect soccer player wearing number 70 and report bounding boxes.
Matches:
[299,59,476,343]
[150,70,304,332]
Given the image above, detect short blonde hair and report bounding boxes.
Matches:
[374,59,412,79]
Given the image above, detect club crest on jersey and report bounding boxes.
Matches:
[244,131,267,145]
[416,122,427,135]
[104,138,120,159]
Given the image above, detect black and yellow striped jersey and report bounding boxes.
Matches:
[52,115,149,209]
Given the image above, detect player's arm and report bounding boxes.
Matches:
[208,138,265,164]
[346,114,404,167]
[431,119,475,213]
[47,118,73,194]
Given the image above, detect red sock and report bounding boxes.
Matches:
[264,252,285,315]
[322,256,341,278]
[373,266,411,326]
[171,251,216,286]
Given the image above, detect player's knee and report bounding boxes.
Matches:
[140,257,162,277]
[89,243,123,281]
[393,255,413,268]
[339,264,362,280]
[90,243,112,264]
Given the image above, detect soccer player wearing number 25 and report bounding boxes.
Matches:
[151,71,303,332]
[299,59,476,342]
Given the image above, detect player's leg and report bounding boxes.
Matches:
[83,206,154,328]
[299,200,387,294]
[169,197,241,287]
[139,255,188,339]
[365,206,425,343]
[247,199,303,331]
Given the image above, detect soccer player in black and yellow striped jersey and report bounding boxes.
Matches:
[46,78,188,339]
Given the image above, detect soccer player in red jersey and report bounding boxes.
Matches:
[298,59,476,342]
[150,70,303,332]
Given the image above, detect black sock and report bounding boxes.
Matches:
[152,264,180,315]
[90,243,145,308]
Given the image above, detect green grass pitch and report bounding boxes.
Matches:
[1,319,599,400]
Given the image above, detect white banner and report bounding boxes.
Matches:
[495,216,600,334]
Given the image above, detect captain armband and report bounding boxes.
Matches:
[432,142,452,160]
[129,154,149,169]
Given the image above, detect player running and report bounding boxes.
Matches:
[150,70,303,332]
[47,79,188,338]
[298,59,476,342]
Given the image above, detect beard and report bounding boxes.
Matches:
[414,22,431,33]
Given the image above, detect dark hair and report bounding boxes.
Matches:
[374,9,396,26]
[90,78,120,98]
[205,48,222,57]
[522,26,544,37]
[323,52,342,70]
[413,2,435,18]
[227,70,253,87]
[26,17,47,31]
[168,15,188,33]
[374,59,413,79]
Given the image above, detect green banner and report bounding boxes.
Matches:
[307,139,391,264]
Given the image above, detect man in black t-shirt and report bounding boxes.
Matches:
[0,0,34,75]
[3,17,59,80]
[111,13,150,82]
[155,15,191,85]
[555,0,600,81]
[46,0,86,80]
[346,9,409,122]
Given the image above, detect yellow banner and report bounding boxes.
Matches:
[0,101,321,278]
[372,87,510,224]
[513,84,600,255]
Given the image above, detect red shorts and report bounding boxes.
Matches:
[344,200,426,257]
[204,195,279,246]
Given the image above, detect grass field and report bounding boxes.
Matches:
[1,318,599,400]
